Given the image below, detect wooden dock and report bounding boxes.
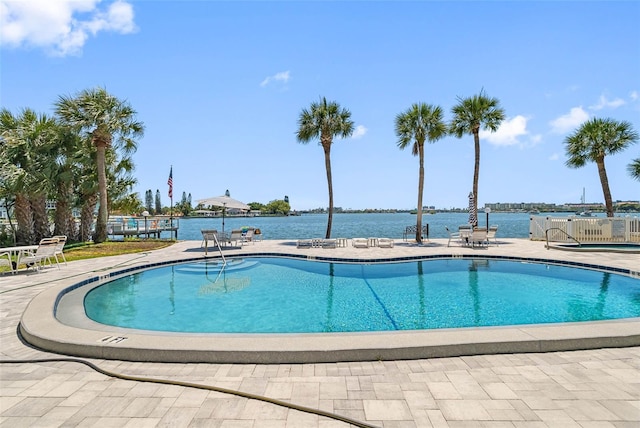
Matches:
[107,216,179,239]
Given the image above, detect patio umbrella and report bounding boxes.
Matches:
[468,191,477,227]
[196,194,250,233]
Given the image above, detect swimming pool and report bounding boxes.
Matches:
[83,257,640,334]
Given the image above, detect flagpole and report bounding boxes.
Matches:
[168,166,174,239]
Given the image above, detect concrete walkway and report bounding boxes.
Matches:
[1,238,639,427]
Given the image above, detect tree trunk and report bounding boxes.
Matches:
[30,193,49,242]
[415,143,424,244]
[80,194,97,242]
[323,143,333,239]
[15,193,34,245]
[596,157,614,217]
[54,179,78,241]
[94,144,108,243]
[472,128,481,226]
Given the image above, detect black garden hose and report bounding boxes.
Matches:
[0,357,380,428]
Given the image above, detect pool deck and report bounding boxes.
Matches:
[1,238,639,426]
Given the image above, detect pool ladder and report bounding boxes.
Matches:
[206,233,227,266]
[545,228,581,249]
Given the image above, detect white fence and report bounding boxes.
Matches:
[529,215,640,243]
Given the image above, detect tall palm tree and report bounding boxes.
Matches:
[449,90,505,222]
[395,103,447,243]
[628,158,640,181]
[565,118,638,217]
[296,97,354,238]
[55,87,144,243]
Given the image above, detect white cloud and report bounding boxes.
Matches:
[549,107,589,134]
[0,0,136,57]
[589,94,625,111]
[549,153,560,161]
[630,91,639,101]
[480,115,530,146]
[260,70,290,87]
[351,125,367,139]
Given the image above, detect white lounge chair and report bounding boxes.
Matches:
[321,239,337,249]
[378,238,394,248]
[487,226,499,246]
[52,235,67,266]
[297,239,313,248]
[19,237,59,271]
[0,250,13,273]
[352,238,369,248]
[445,227,461,247]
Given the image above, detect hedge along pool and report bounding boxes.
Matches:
[83,257,640,334]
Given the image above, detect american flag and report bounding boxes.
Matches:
[167,167,173,199]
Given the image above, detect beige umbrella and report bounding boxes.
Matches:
[196,192,250,233]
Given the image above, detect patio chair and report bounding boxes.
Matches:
[52,235,67,266]
[486,226,499,246]
[470,228,488,248]
[459,225,472,246]
[229,229,244,246]
[352,238,369,248]
[201,230,221,252]
[19,237,59,271]
[402,225,416,241]
[378,238,394,248]
[241,228,255,245]
[445,227,461,247]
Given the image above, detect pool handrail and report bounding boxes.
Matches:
[545,227,581,249]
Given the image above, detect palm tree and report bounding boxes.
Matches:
[395,103,447,243]
[0,108,58,244]
[628,158,640,181]
[296,97,354,238]
[449,90,505,222]
[55,87,144,243]
[565,118,639,217]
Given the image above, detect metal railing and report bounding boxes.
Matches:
[107,216,179,238]
[530,215,640,243]
[545,228,580,249]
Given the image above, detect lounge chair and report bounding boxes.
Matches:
[445,227,461,247]
[0,250,13,273]
[297,239,313,248]
[19,237,59,271]
[52,235,67,266]
[352,238,369,248]
[321,239,337,249]
[378,238,394,248]
[487,226,499,246]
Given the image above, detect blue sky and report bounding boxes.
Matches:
[2,0,639,211]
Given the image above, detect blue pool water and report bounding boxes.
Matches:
[84,257,640,333]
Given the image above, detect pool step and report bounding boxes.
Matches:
[175,259,257,275]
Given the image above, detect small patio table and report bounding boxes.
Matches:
[0,245,39,274]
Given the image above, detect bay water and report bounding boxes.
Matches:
[170,212,585,241]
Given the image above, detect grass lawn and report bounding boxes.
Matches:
[1,239,175,273]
